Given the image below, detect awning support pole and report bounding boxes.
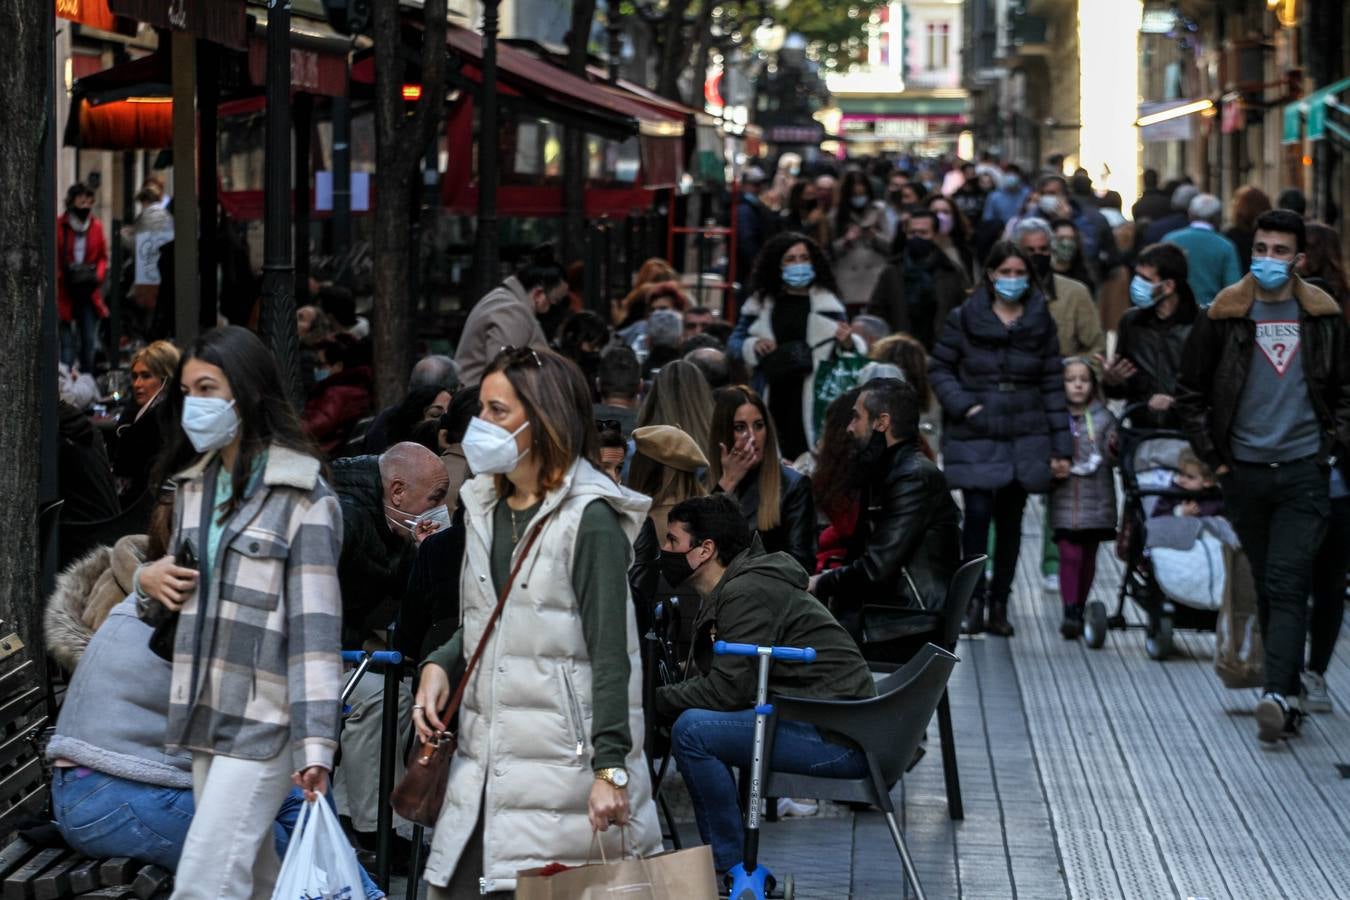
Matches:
[473,0,502,297]
[260,1,302,408]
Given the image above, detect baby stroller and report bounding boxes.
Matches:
[1087,403,1223,659]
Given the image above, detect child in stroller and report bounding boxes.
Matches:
[1092,406,1238,658]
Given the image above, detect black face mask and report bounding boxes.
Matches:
[888,190,906,206]
[659,548,698,587]
[855,429,889,469]
[800,198,818,213]
[1030,253,1052,281]
[69,207,90,222]
[906,237,935,259]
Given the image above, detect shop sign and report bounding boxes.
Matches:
[247,42,348,98]
[875,118,927,140]
[109,0,247,49]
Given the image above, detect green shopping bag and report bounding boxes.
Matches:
[812,349,869,437]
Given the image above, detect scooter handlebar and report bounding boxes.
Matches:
[340,650,404,665]
[713,641,816,662]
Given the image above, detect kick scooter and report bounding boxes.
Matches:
[712,640,816,900]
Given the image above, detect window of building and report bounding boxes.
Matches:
[926,22,950,71]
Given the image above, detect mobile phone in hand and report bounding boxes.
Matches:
[175,539,198,571]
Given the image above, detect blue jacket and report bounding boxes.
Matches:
[929,285,1073,492]
[1161,225,1242,309]
[982,186,1030,225]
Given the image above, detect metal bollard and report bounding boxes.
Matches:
[377,632,402,892]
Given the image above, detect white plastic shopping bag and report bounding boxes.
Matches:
[272,796,365,900]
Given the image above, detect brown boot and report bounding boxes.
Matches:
[987,599,1015,637]
[961,593,986,635]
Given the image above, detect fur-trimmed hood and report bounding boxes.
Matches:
[1208,273,1339,320]
[45,535,147,672]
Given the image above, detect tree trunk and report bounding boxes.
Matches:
[0,0,48,648]
[654,0,693,102]
[372,0,448,408]
[561,0,598,267]
[687,1,716,109]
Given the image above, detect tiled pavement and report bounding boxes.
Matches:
[392,500,1350,898]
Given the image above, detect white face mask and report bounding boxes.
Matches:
[462,417,531,475]
[181,397,240,454]
[386,503,452,536]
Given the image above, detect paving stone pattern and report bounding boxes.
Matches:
[391,501,1350,899]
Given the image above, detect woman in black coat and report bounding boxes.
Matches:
[706,385,817,573]
[929,241,1072,636]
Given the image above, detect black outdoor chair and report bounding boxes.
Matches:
[763,643,959,900]
[856,555,986,820]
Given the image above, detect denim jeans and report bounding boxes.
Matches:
[60,297,101,373]
[1222,459,1330,696]
[51,767,383,899]
[671,708,868,872]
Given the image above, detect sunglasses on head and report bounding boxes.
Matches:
[498,346,543,369]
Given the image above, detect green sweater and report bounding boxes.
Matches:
[424,498,633,771]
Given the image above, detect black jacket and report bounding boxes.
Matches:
[725,463,817,574]
[867,249,970,350]
[1107,294,1199,405]
[1175,274,1350,472]
[399,507,465,662]
[814,440,961,617]
[655,537,876,718]
[929,285,1073,492]
[332,455,416,645]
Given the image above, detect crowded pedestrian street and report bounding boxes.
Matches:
[2,0,1349,898]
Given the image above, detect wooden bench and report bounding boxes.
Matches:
[0,634,172,899]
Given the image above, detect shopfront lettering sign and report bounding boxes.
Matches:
[109,0,246,49]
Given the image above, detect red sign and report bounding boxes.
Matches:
[247,41,349,98]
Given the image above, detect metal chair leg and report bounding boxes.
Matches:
[884,810,927,900]
[936,690,963,820]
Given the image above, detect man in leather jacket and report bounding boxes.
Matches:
[809,378,961,660]
[1174,209,1350,745]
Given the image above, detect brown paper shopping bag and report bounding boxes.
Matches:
[516,836,717,900]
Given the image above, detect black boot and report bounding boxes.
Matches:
[961,592,986,635]
[987,599,1015,637]
[1060,605,1083,640]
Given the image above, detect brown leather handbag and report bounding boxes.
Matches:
[391,518,546,827]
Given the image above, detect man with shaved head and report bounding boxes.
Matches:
[331,441,450,850]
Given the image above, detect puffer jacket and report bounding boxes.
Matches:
[655,536,876,718]
[723,463,818,574]
[424,461,660,892]
[929,284,1073,492]
[1107,293,1199,405]
[1049,402,1118,532]
[814,440,961,615]
[1175,274,1350,472]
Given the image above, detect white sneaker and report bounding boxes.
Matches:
[775,798,819,818]
[1303,672,1332,713]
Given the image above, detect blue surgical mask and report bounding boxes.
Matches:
[782,262,815,288]
[1129,275,1160,309]
[181,397,240,454]
[1250,256,1292,291]
[993,276,1029,303]
[850,195,869,209]
[313,368,331,382]
[1000,174,1021,191]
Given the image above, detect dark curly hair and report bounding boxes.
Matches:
[749,231,840,299]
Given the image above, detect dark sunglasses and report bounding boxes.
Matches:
[498,345,543,369]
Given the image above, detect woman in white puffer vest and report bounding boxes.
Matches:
[414,347,661,898]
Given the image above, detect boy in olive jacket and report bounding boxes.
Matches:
[655,495,874,875]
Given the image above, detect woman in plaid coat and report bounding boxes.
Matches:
[135,326,344,900]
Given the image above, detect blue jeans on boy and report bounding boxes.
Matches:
[59,298,101,373]
[52,767,384,898]
[671,708,868,872]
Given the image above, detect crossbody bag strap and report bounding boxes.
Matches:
[437,512,549,723]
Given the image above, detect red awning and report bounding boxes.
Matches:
[56,0,136,33]
[109,0,248,49]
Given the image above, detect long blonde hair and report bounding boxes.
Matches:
[634,361,713,450]
[707,386,782,532]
